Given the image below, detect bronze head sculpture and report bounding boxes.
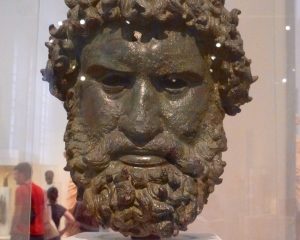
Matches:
[41,0,257,238]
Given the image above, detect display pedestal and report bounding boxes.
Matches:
[66,232,222,240]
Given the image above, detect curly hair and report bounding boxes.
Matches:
[47,187,59,204]
[41,0,257,116]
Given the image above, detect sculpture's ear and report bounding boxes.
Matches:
[41,29,79,101]
[212,57,258,116]
[41,56,78,101]
[218,74,258,116]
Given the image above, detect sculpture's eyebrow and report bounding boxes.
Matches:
[85,64,132,79]
[151,70,204,83]
[83,59,133,75]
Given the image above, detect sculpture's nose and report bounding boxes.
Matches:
[118,78,163,146]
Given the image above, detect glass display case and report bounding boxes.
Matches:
[0,0,298,239]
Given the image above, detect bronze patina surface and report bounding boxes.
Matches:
[41,0,257,238]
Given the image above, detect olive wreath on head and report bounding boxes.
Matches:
[41,0,257,116]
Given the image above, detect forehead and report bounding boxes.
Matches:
[81,27,206,76]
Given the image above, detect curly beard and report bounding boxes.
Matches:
[63,84,227,238]
[83,161,198,237]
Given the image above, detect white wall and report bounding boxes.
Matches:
[0,0,70,205]
[188,1,296,239]
[296,0,300,115]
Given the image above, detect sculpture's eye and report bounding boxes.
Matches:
[160,77,188,94]
[101,75,131,94]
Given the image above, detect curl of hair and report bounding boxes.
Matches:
[41,0,257,115]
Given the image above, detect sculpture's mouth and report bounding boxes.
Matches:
[119,150,167,167]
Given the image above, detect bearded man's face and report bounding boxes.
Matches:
[64,26,227,238]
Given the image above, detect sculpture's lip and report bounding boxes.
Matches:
[119,152,167,167]
[83,159,109,169]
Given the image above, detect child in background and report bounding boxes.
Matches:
[47,187,75,238]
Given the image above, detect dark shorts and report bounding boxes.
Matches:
[48,237,60,240]
[30,235,44,240]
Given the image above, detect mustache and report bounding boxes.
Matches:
[82,130,205,178]
[85,130,184,163]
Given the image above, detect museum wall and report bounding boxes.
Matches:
[187,0,296,239]
[0,0,296,239]
[296,0,300,116]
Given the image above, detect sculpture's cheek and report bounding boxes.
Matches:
[160,84,209,140]
[78,81,124,134]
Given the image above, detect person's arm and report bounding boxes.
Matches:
[10,186,30,235]
[66,178,78,214]
[59,210,76,236]
[10,205,23,234]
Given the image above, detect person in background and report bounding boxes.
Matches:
[62,151,100,238]
[10,162,44,240]
[62,178,100,238]
[44,171,54,191]
[47,187,75,239]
